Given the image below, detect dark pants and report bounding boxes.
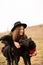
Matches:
[2,46,12,65]
[2,46,10,57]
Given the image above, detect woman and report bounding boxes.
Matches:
[2,21,27,51]
[1,21,27,65]
[2,21,27,57]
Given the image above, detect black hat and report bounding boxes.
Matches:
[11,21,27,32]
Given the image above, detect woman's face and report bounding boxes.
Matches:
[19,26,24,36]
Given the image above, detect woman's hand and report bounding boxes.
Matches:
[14,42,21,48]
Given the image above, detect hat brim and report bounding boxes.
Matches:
[11,23,27,32]
[20,23,27,28]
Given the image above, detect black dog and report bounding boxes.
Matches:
[0,35,37,65]
[19,38,37,65]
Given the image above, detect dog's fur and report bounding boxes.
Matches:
[0,35,36,65]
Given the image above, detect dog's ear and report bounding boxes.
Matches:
[29,37,32,40]
[27,37,32,42]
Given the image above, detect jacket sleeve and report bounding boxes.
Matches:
[0,34,14,46]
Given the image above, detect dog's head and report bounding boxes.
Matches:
[19,38,37,56]
[27,38,36,49]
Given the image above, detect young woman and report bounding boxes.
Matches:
[1,21,27,65]
[2,21,27,56]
